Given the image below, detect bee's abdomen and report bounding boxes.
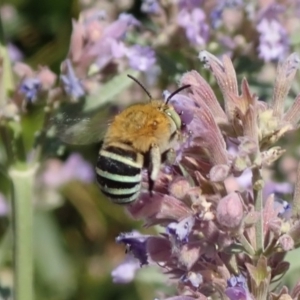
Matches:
[96,146,143,204]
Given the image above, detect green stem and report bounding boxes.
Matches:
[0,11,14,100]
[31,105,54,164]
[9,163,38,300]
[254,189,264,254]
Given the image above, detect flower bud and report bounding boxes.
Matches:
[169,177,190,200]
[216,192,244,230]
[278,234,294,251]
[209,164,230,182]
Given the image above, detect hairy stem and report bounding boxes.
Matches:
[292,161,300,217]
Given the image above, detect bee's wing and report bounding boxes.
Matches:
[49,104,112,145]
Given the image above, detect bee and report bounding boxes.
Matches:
[96,75,190,204]
[53,75,190,204]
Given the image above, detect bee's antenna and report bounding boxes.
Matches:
[165,85,191,104]
[127,74,152,100]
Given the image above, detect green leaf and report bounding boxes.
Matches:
[246,256,270,287]
[83,69,140,113]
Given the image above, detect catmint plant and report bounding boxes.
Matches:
[112,51,300,299]
[2,1,300,300]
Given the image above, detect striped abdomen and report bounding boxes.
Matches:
[96,145,144,204]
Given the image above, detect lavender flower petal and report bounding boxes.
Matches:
[141,0,161,14]
[42,153,93,188]
[166,216,195,243]
[257,18,289,62]
[226,274,251,300]
[19,78,41,103]
[111,255,140,284]
[63,153,94,183]
[163,91,195,126]
[8,43,23,62]
[60,59,85,100]
[116,231,149,266]
[126,45,156,72]
[177,8,209,46]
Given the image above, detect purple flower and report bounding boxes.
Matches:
[163,90,195,126]
[60,59,85,100]
[8,43,23,62]
[116,231,149,266]
[110,40,128,59]
[178,0,202,10]
[42,153,94,189]
[19,78,41,103]
[166,216,195,244]
[225,274,251,300]
[262,181,292,218]
[177,8,209,46]
[257,18,289,62]
[117,13,140,27]
[126,45,156,72]
[111,255,140,283]
[210,0,244,28]
[63,153,94,183]
[263,181,293,201]
[0,193,9,216]
[141,0,161,14]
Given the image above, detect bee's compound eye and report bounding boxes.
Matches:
[164,108,181,130]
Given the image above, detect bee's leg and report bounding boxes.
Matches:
[148,144,161,196]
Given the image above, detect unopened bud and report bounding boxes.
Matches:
[169,177,190,200]
[209,164,230,182]
[278,234,294,251]
[216,192,244,230]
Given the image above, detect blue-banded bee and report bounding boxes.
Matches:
[55,75,190,204]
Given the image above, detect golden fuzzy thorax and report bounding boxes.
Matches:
[103,100,179,153]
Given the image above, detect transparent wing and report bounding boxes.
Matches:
[48,103,113,145]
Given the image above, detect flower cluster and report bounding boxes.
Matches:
[112,51,300,299]
[139,0,299,63]
[61,9,157,100]
[3,1,300,300]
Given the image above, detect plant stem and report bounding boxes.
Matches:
[252,168,264,254]
[9,163,38,300]
[292,161,300,217]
